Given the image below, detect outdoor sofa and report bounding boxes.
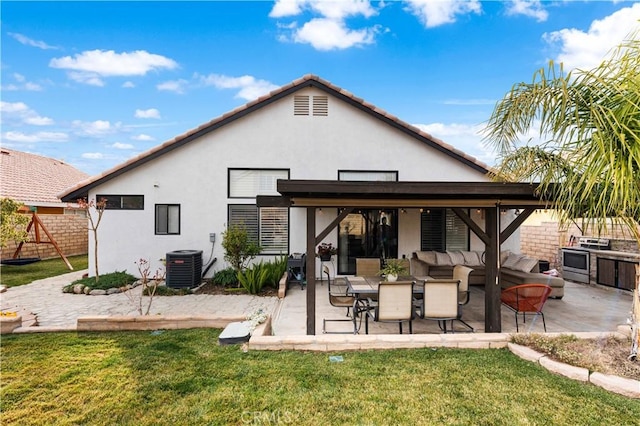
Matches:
[410,250,565,299]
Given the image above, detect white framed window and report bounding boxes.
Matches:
[338,170,398,182]
[155,204,180,235]
[228,205,288,254]
[228,169,289,198]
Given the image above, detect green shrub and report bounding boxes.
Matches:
[68,271,137,291]
[212,267,239,287]
[221,224,261,272]
[262,255,287,288]
[237,262,270,294]
[147,285,192,296]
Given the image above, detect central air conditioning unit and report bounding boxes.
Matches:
[166,250,203,289]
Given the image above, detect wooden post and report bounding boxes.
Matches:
[484,205,501,332]
[306,207,316,335]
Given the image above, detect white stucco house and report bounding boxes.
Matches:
[61,74,519,280]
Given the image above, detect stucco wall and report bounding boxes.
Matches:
[85,87,496,277]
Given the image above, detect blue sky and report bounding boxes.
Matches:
[2,1,639,176]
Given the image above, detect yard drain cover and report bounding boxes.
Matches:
[219,321,251,345]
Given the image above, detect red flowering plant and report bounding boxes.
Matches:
[317,243,337,260]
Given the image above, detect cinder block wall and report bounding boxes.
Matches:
[520,221,562,269]
[1,213,88,260]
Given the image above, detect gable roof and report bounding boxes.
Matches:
[60,74,490,202]
[1,148,89,207]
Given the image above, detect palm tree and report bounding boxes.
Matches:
[482,30,640,360]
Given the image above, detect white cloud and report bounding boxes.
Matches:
[81,152,105,159]
[292,18,378,50]
[122,81,135,88]
[8,32,58,50]
[134,108,161,119]
[157,79,189,94]
[50,50,179,86]
[270,0,306,17]
[413,122,499,165]
[131,134,155,141]
[543,3,640,71]
[0,101,29,114]
[198,74,279,101]
[505,0,548,22]
[0,101,53,126]
[71,120,120,136]
[271,0,381,50]
[110,142,135,150]
[404,0,482,28]
[270,0,376,19]
[24,116,54,126]
[2,131,68,143]
[1,73,43,91]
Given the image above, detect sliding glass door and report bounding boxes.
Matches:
[337,209,398,275]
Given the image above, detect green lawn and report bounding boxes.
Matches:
[0,255,88,287]
[2,330,639,425]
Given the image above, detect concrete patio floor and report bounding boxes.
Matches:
[271,279,634,336]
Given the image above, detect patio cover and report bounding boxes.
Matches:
[257,180,555,335]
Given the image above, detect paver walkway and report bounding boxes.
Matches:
[0,270,278,329]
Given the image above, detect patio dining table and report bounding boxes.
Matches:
[345,275,431,333]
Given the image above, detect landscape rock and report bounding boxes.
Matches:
[73,284,85,294]
[89,289,107,296]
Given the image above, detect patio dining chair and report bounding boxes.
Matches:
[500,284,553,332]
[420,279,460,333]
[356,258,381,277]
[453,265,474,332]
[361,280,415,334]
[322,265,356,334]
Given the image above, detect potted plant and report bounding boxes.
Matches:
[378,259,407,282]
[316,242,337,261]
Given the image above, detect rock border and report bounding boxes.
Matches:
[507,340,639,399]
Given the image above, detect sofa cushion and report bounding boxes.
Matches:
[435,251,452,266]
[514,256,539,273]
[462,251,483,266]
[415,251,437,265]
[502,253,524,269]
[447,250,465,265]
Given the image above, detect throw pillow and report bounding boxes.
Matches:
[502,253,524,269]
[415,251,437,265]
[514,256,539,273]
[435,251,453,266]
[447,250,466,265]
[462,251,482,266]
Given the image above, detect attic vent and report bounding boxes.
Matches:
[294,95,310,115]
[313,95,328,116]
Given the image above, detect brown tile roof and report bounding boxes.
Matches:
[1,148,89,206]
[60,74,491,201]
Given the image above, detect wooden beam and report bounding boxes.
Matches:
[484,206,501,333]
[291,198,548,208]
[306,207,316,335]
[314,208,353,245]
[451,208,490,245]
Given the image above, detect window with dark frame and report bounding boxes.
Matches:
[420,208,469,251]
[155,204,180,235]
[97,194,144,210]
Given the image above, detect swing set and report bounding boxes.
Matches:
[1,210,73,270]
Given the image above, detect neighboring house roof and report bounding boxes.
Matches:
[1,148,90,207]
[60,74,491,202]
